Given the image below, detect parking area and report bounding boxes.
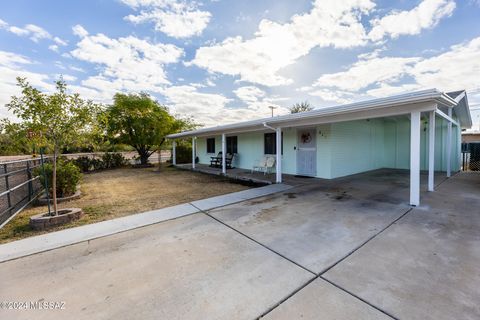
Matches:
[0,169,479,319]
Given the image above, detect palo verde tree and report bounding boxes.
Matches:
[289,101,313,113]
[6,77,97,215]
[106,92,189,166]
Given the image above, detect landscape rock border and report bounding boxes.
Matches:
[36,186,81,205]
[29,208,84,230]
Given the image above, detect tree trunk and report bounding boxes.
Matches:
[139,149,150,165]
[52,144,58,216]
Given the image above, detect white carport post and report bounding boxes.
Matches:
[410,111,421,206]
[172,140,176,166]
[428,111,435,191]
[446,108,452,177]
[276,127,282,183]
[192,137,196,169]
[221,133,226,175]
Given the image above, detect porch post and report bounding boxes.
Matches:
[410,111,421,206]
[192,137,196,169]
[222,133,226,175]
[428,111,435,191]
[276,127,282,183]
[446,108,452,177]
[172,140,177,166]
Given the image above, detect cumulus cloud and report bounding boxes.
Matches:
[0,19,68,47]
[369,0,456,41]
[0,51,54,119]
[307,36,480,102]
[311,53,420,91]
[70,26,184,93]
[121,0,211,38]
[189,0,376,86]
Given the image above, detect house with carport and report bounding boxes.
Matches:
[167,89,472,206]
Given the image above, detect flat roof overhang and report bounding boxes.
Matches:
[167,89,460,139]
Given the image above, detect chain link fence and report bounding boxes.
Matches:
[0,158,46,228]
[461,143,480,171]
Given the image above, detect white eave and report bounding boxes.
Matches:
[168,89,467,139]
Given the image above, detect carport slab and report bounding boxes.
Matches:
[190,183,293,211]
[209,180,410,274]
[0,213,313,320]
[262,278,391,320]
[324,172,480,320]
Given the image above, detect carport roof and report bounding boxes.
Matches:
[168,89,471,139]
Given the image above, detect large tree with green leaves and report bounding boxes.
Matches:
[289,101,313,113]
[106,92,191,165]
[6,77,97,215]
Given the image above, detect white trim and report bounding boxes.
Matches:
[410,111,421,206]
[172,140,176,166]
[192,137,196,169]
[447,108,452,177]
[435,109,459,126]
[428,111,435,191]
[222,133,226,175]
[276,127,282,183]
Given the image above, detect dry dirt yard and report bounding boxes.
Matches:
[0,166,250,243]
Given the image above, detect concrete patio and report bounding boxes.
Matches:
[0,169,478,320]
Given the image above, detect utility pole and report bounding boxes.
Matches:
[268,105,277,117]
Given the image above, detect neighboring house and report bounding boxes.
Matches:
[462,131,480,143]
[167,89,472,206]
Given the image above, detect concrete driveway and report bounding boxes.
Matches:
[0,170,479,320]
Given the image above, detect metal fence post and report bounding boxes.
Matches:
[27,160,32,201]
[4,164,11,213]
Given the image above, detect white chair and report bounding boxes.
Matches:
[252,156,276,175]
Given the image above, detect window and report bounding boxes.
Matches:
[226,136,237,154]
[206,138,215,154]
[264,133,283,155]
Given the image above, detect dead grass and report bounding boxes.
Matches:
[0,165,250,243]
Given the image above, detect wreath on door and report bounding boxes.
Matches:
[301,132,312,143]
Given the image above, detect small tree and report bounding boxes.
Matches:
[106,93,190,166]
[289,101,313,113]
[7,77,96,215]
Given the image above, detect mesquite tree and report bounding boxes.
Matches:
[106,93,189,165]
[7,77,96,215]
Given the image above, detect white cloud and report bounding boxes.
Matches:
[48,44,59,52]
[306,89,356,104]
[309,36,480,104]
[369,0,456,41]
[311,53,420,91]
[0,51,54,119]
[72,24,88,37]
[121,0,211,38]
[70,27,184,92]
[161,85,232,125]
[411,37,480,91]
[161,84,289,126]
[0,20,67,47]
[189,0,376,86]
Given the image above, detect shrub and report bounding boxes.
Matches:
[101,152,127,169]
[174,145,192,164]
[73,156,92,172]
[35,160,81,197]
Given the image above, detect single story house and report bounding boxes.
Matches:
[167,89,472,206]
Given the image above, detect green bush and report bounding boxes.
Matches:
[35,160,81,197]
[101,152,127,169]
[174,145,192,164]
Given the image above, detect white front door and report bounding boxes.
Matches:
[297,128,316,176]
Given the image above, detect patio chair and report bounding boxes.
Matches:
[225,153,235,169]
[251,155,276,175]
[209,152,222,167]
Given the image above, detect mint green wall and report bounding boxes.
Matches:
[192,114,461,179]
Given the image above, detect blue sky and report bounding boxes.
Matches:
[1,0,479,128]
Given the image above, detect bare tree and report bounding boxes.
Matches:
[289,101,313,113]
